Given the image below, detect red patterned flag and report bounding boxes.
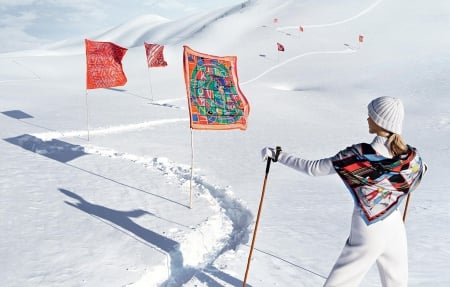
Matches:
[277,42,285,51]
[183,46,250,130]
[85,39,128,90]
[144,42,168,68]
[299,25,304,32]
[359,34,364,43]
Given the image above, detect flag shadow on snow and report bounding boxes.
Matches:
[59,188,251,287]
[1,110,62,132]
[1,110,33,119]
[4,134,87,163]
[5,134,190,209]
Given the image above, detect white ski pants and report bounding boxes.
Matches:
[324,208,408,287]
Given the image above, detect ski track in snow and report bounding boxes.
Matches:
[83,144,253,286]
[241,49,356,86]
[29,131,252,286]
[32,118,189,141]
[279,0,384,30]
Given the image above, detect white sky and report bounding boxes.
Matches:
[0,0,244,53]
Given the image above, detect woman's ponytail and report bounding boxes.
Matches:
[388,133,408,156]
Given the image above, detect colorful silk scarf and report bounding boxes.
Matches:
[333,143,425,224]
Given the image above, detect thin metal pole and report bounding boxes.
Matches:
[189,129,194,209]
[147,68,154,102]
[85,90,90,141]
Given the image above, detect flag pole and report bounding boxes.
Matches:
[189,128,194,209]
[85,89,90,141]
[147,68,154,102]
[242,146,281,286]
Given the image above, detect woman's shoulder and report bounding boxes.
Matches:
[331,142,370,163]
[338,142,375,156]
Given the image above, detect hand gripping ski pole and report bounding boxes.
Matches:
[242,146,282,287]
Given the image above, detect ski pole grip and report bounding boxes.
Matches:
[273,146,282,162]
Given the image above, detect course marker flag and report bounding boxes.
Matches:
[85,39,128,89]
[182,45,250,130]
[144,42,168,68]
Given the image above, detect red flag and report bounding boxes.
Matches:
[277,42,285,52]
[359,35,364,43]
[299,25,304,32]
[183,46,250,130]
[273,18,278,24]
[144,42,168,68]
[85,39,128,90]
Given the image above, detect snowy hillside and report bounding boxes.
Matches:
[1,0,449,286]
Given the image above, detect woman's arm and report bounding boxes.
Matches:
[277,151,336,176]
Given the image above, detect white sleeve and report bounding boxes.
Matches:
[277,151,336,176]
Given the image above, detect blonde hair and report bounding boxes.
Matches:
[387,133,408,156]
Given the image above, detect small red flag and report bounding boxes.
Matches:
[85,39,128,90]
[144,42,168,68]
[273,18,278,24]
[359,35,364,43]
[277,42,285,52]
[299,25,304,32]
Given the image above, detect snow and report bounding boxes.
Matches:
[1,0,449,286]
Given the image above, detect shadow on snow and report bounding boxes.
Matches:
[59,188,249,286]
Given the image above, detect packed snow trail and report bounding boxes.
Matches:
[22,131,252,286]
[241,49,356,86]
[32,118,189,141]
[82,144,253,286]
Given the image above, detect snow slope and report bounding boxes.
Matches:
[1,0,449,286]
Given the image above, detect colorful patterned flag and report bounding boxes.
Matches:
[144,42,168,68]
[182,46,250,130]
[277,42,285,51]
[85,39,128,89]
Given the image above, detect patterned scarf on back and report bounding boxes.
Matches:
[333,143,425,225]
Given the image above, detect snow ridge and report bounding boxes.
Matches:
[32,118,189,141]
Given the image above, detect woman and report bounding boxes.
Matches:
[261,96,426,287]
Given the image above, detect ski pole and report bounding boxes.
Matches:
[402,193,411,222]
[242,146,282,287]
[403,163,428,223]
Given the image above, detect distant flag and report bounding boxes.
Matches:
[299,25,304,32]
[273,18,278,24]
[183,45,250,130]
[85,39,128,90]
[277,42,285,52]
[359,34,364,43]
[144,42,168,68]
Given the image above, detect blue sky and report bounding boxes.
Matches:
[0,0,244,53]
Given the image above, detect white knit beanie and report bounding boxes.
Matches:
[367,96,404,134]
